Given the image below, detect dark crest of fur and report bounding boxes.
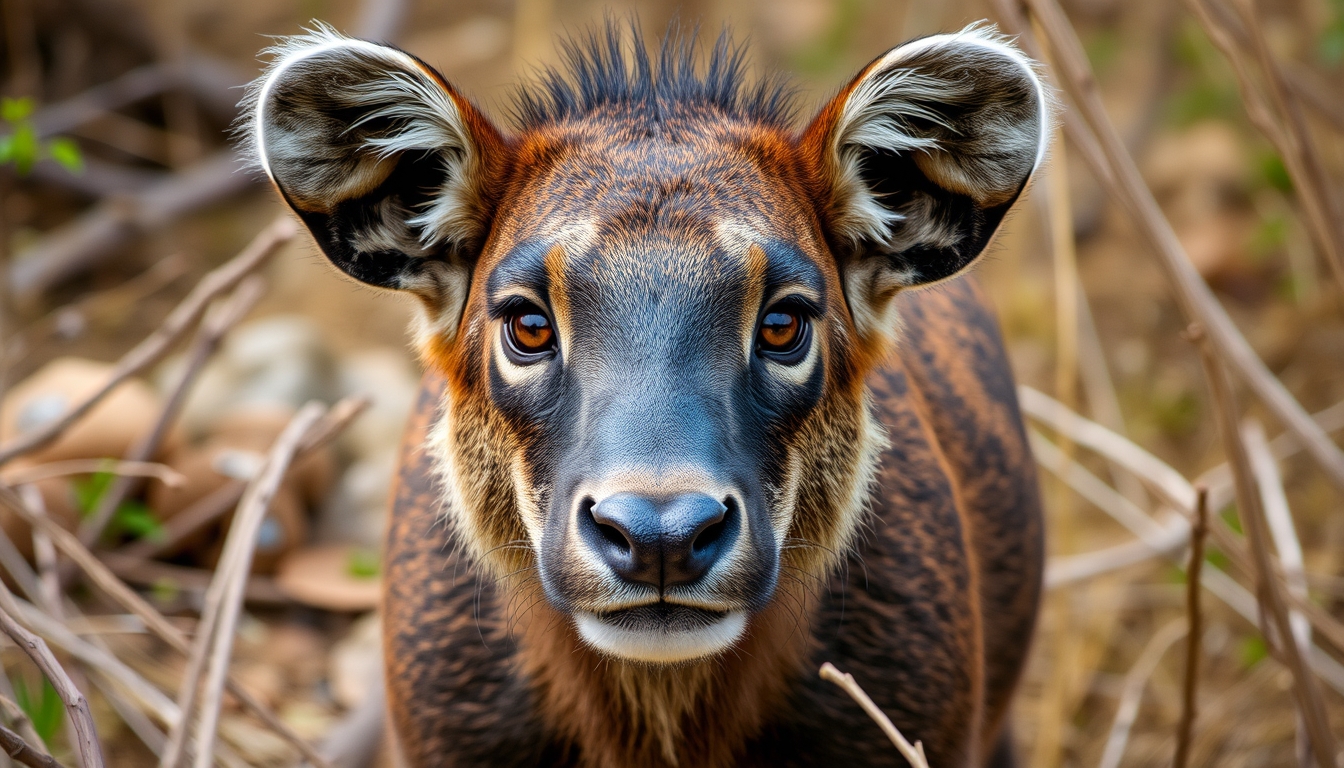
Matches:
[510,19,797,130]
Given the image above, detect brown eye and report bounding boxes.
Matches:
[504,311,555,359]
[758,311,802,353]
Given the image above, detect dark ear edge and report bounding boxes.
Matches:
[239,25,508,340]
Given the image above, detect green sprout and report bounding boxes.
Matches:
[73,470,166,543]
[14,676,64,746]
[0,96,83,176]
[347,547,381,579]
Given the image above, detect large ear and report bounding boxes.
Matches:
[803,25,1049,340]
[241,26,506,339]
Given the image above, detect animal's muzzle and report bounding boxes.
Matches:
[580,492,738,591]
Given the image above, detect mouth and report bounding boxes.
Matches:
[574,604,747,663]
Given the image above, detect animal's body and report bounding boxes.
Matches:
[245,21,1047,768]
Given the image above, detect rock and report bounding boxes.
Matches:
[335,348,419,463]
[330,612,381,709]
[315,452,394,548]
[171,315,338,437]
[275,544,381,612]
[0,357,179,463]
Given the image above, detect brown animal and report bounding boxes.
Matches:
[244,21,1048,768]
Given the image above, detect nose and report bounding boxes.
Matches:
[581,492,735,590]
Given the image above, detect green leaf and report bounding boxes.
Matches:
[347,547,381,579]
[0,134,13,164]
[72,470,116,515]
[110,501,166,542]
[7,123,38,175]
[46,137,84,173]
[14,676,64,746]
[0,96,34,124]
[1258,154,1293,194]
[1239,635,1269,669]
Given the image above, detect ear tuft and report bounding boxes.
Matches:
[237,25,506,342]
[805,23,1050,347]
[810,23,1051,276]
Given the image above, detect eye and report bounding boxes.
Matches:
[756,305,811,364]
[502,305,556,362]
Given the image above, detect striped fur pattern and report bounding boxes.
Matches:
[244,20,1048,768]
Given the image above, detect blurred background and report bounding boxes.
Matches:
[0,0,1342,766]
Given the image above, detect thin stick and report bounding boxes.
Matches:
[2,461,184,487]
[991,0,1344,492]
[0,693,49,756]
[157,404,325,768]
[190,402,324,768]
[1191,325,1336,767]
[819,663,930,768]
[1045,524,1189,589]
[0,593,181,744]
[0,217,295,466]
[0,471,338,768]
[0,599,104,768]
[1097,618,1187,768]
[1185,0,1344,294]
[117,395,368,562]
[18,487,61,621]
[1244,418,1313,766]
[78,275,265,547]
[1173,487,1208,768]
[0,723,66,768]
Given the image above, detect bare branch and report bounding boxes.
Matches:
[0,589,104,768]
[1098,619,1188,768]
[1192,327,1335,767]
[1173,487,1208,768]
[158,404,325,768]
[990,0,1344,492]
[0,723,66,768]
[819,663,930,768]
[77,275,265,548]
[0,465,339,768]
[116,395,369,562]
[0,217,296,466]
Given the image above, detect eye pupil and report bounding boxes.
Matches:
[759,312,800,351]
[507,312,554,355]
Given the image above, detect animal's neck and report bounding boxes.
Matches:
[512,582,815,768]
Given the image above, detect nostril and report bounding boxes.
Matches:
[692,520,726,552]
[584,496,632,553]
[692,497,733,553]
[597,521,631,552]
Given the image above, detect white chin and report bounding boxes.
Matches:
[574,610,747,663]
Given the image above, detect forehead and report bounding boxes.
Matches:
[481,111,825,288]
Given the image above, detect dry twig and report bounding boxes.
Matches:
[0,217,295,466]
[77,274,266,547]
[158,404,325,768]
[1173,487,1208,768]
[0,467,339,767]
[989,0,1344,493]
[1098,619,1188,768]
[819,663,930,768]
[117,395,369,561]
[0,723,66,768]
[1192,325,1335,767]
[0,595,103,768]
[2,461,184,487]
[1184,0,1344,293]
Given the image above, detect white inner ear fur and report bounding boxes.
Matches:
[829,23,1051,249]
[245,24,482,251]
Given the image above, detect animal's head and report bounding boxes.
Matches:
[246,22,1047,664]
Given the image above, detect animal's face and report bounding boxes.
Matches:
[248,23,1047,663]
